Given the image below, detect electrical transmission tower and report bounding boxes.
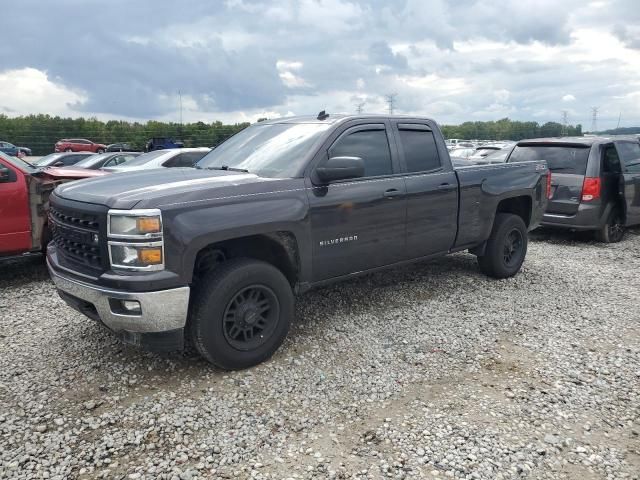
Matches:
[355,102,365,114]
[385,93,398,115]
[561,110,569,136]
[591,107,599,133]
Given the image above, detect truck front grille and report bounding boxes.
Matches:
[49,205,105,274]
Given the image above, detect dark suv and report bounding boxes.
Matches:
[507,137,640,242]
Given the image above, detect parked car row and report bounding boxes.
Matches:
[0,137,188,159]
[0,141,31,158]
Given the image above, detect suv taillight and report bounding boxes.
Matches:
[546,172,552,199]
[581,177,601,202]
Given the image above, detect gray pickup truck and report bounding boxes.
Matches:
[47,114,549,369]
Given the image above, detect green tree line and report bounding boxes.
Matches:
[440,118,582,141]
[0,114,585,156]
[0,114,250,155]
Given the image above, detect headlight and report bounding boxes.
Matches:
[108,209,162,238]
[107,209,164,271]
[109,242,164,270]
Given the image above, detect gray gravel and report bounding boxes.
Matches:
[1,229,639,479]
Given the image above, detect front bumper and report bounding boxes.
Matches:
[48,260,190,351]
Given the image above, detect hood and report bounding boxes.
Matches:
[53,167,283,209]
[37,166,109,180]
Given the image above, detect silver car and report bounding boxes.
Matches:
[103,147,211,172]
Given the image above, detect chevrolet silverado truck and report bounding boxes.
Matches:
[47,114,550,369]
[0,152,106,258]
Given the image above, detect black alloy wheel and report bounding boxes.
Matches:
[222,285,280,351]
[503,229,524,267]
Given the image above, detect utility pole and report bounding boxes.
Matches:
[385,93,397,115]
[591,106,599,133]
[561,110,569,136]
[178,90,183,140]
[355,102,365,114]
[616,111,622,130]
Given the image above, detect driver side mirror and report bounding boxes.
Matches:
[0,165,11,182]
[53,161,64,167]
[316,156,365,183]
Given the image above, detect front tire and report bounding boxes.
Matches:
[64,148,73,152]
[188,258,294,369]
[477,213,528,278]
[96,148,105,154]
[595,209,624,243]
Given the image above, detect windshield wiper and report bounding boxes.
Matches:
[205,165,250,173]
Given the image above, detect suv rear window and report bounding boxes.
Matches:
[510,145,590,175]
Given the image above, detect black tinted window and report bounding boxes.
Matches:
[616,142,640,173]
[329,128,392,177]
[164,152,207,168]
[61,155,83,166]
[602,145,621,173]
[398,129,440,172]
[510,145,590,175]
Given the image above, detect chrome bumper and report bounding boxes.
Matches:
[48,261,190,333]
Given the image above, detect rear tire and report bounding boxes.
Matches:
[188,258,294,370]
[477,213,528,278]
[595,209,624,243]
[96,148,105,154]
[64,148,72,152]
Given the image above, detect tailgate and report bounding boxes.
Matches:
[547,173,584,215]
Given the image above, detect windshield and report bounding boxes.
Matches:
[197,123,332,177]
[0,152,37,172]
[32,153,65,166]
[114,150,168,167]
[510,145,590,174]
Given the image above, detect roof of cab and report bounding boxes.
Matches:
[259,114,438,125]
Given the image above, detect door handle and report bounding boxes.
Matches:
[383,188,403,198]
[437,183,452,190]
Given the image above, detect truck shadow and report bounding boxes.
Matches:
[530,225,640,246]
[0,255,49,289]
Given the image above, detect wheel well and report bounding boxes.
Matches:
[496,196,532,227]
[193,232,300,287]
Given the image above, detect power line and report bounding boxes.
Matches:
[384,93,398,115]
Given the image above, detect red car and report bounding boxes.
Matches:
[0,152,107,258]
[54,138,107,153]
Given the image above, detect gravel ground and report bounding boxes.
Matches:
[1,229,639,480]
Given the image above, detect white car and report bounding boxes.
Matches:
[103,147,211,172]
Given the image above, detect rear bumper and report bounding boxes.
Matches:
[541,204,605,231]
[48,260,190,351]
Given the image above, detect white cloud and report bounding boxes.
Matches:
[562,94,576,102]
[0,68,86,116]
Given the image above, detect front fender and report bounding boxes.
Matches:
[163,195,311,284]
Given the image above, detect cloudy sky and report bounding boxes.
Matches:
[1,0,640,129]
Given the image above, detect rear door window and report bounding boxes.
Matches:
[509,145,590,174]
[397,126,441,173]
